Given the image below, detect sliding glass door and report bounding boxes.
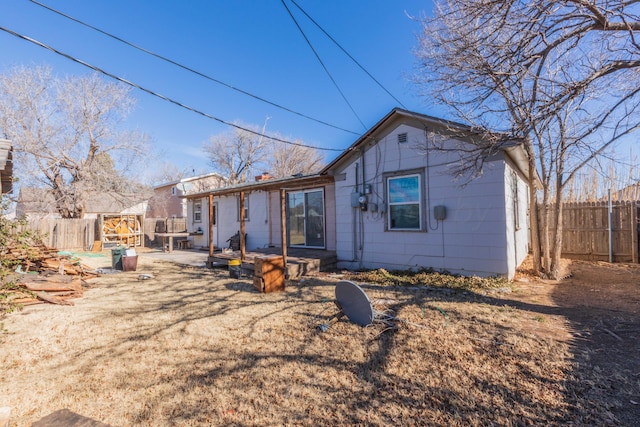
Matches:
[287,189,325,248]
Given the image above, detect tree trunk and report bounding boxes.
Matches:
[541,198,551,275]
[526,142,542,272]
[549,199,564,279]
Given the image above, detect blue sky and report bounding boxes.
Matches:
[0,0,438,177]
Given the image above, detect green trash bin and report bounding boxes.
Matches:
[111,247,125,270]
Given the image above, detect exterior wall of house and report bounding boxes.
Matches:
[504,160,531,279]
[324,184,337,251]
[186,192,269,250]
[149,175,226,219]
[186,195,209,248]
[332,122,523,278]
[148,185,185,218]
[186,183,337,251]
[262,185,337,251]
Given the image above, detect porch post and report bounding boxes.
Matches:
[240,191,246,261]
[208,193,214,257]
[280,188,288,275]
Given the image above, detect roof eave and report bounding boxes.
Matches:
[182,174,334,199]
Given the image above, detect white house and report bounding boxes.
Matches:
[184,109,534,279]
[147,172,226,218]
[321,108,533,279]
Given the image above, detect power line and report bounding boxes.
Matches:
[28,0,360,136]
[0,25,344,152]
[280,0,368,130]
[289,0,407,109]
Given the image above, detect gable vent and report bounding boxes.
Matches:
[397,132,408,144]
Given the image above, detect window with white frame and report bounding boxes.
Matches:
[193,199,202,223]
[385,170,424,231]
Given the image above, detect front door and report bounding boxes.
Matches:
[287,189,325,248]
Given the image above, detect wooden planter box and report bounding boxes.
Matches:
[253,255,285,293]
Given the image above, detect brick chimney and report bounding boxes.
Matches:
[255,172,273,182]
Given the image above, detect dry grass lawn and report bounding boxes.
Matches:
[1,253,638,426]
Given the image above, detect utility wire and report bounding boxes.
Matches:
[280,0,368,131]
[0,25,344,152]
[28,0,360,136]
[289,0,407,109]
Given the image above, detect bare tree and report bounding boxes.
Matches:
[267,139,325,178]
[202,124,267,184]
[0,65,148,218]
[146,162,190,187]
[565,152,640,202]
[414,0,640,278]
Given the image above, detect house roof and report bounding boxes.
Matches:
[17,187,149,216]
[153,171,227,190]
[0,139,13,194]
[183,108,540,200]
[182,173,333,199]
[320,108,538,186]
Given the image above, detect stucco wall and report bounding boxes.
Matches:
[148,186,186,218]
[333,123,519,278]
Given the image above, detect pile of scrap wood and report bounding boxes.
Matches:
[1,246,99,307]
[103,216,141,247]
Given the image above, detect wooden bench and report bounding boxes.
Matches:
[177,239,191,250]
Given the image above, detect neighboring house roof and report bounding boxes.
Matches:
[17,187,149,217]
[153,171,227,192]
[320,108,538,186]
[0,139,13,194]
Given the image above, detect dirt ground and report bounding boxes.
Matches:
[0,253,639,426]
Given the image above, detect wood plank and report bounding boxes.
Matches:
[21,278,83,293]
[36,292,74,306]
[11,298,43,306]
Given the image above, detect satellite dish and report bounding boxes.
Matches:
[335,280,374,326]
[176,182,194,193]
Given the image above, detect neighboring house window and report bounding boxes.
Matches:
[385,170,425,231]
[237,195,250,222]
[193,199,202,223]
[171,186,177,196]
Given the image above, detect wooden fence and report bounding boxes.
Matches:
[143,217,187,248]
[541,201,639,263]
[19,218,96,251]
[14,217,188,251]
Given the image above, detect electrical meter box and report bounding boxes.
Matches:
[434,205,447,220]
[351,192,362,208]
